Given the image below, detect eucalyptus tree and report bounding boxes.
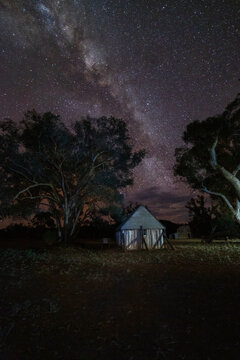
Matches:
[175,93,240,225]
[186,195,214,238]
[0,111,145,242]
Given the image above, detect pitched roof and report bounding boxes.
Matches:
[118,205,165,230]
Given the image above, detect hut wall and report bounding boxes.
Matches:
[116,229,164,250]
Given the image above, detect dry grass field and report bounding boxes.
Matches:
[1,243,240,359]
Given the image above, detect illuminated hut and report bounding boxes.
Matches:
[116,205,166,250]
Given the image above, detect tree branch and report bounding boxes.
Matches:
[8,166,36,184]
[14,183,55,201]
[210,137,218,168]
[20,195,59,204]
[9,159,32,176]
[93,157,113,170]
[209,137,240,197]
[70,206,83,237]
[201,184,235,214]
[92,151,105,163]
[233,164,240,176]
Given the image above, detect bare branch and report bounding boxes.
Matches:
[20,195,59,204]
[201,184,235,214]
[93,158,113,170]
[14,183,54,201]
[70,206,83,237]
[92,151,105,163]
[8,166,36,184]
[209,137,240,197]
[9,159,32,175]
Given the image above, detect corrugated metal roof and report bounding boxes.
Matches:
[118,205,165,230]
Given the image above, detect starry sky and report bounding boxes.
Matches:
[0,0,239,222]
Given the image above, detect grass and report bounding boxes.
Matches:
[1,243,240,268]
[1,243,240,359]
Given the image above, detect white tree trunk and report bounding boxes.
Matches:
[202,138,240,224]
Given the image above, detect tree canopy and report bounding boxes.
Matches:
[186,195,214,238]
[174,93,240,224]
[186,195,240,240]
[0,111,145,241]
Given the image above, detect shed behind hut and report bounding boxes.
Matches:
[177,225,191,239]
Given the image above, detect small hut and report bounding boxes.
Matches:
[176,225,191,239]
[116,205,166,250]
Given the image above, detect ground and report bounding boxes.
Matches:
[1,243,240,359]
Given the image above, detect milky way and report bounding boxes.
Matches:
[0,0,239,221]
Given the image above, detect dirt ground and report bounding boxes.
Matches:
[1,244,240,359]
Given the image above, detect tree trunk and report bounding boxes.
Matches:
[63,212,69,243]
[202,138,240,228]
[233,199,240,224]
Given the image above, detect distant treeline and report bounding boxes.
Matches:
[0,218,181,242]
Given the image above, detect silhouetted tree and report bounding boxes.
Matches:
[0,111,145,242]
[31,212,55,229]
[175,93,240,226]
[186,195,214,238]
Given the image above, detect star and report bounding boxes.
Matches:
[0,0,239,221]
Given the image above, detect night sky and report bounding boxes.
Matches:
[0,0,239,222]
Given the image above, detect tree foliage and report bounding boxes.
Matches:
[175,93,240,225]
[186,195,214,238]
[31,212,55,229]
[186,195,240,240]
[0,111,145,241]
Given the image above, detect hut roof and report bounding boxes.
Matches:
[118,205,165,230]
